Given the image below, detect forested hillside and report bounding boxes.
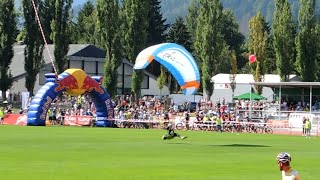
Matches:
[16,0,320,34]
[161,0,320,34]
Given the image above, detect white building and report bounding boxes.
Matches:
[209,73,300,103]
[9,44,169,96]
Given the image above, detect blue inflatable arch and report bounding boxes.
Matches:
[27,73,114,127]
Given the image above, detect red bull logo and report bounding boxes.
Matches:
[53,69,104,95]
[81,76,104,94]
[54,75,79,92]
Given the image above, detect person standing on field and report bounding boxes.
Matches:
[302,117,306,136]
[0,107,4,125]
[305,118,312,138]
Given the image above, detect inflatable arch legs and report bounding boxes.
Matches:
[27,69,114,127]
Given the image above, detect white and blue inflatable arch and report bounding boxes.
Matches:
[27,73,114,127]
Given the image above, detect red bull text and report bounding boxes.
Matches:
[40,96,52,120]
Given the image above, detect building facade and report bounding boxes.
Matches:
[209,73,300,103]
[9,44,169,96]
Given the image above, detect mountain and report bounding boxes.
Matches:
[161,0,320,34]
[14,0,89,8]
[15,0,320,34]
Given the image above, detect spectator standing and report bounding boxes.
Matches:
[305,118,312,138]
[0,107,4,124]
[302,117,306,136]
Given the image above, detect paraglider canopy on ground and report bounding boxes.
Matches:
[233,92,265,100]
[133,43,200,95]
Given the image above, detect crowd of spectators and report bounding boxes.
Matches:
[3,91,320,125]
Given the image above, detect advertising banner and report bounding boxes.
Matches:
[4,114,27,125]
[64,115,92,126]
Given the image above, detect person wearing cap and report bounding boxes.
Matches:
[276,152,300,180]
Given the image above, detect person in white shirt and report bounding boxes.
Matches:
[276,152,300,180]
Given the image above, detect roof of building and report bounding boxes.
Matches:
[10,44,161,82]
[249,82,320,89]
[211,73,300,84]
[10,44,93,78]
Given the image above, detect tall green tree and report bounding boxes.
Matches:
[146,0,168,45]
[295,0,318,81]
[42,0,53,44]
[166,17,192,93]
[194,0,225,100]
[123,0,149,103]
[229,51,237,99]
[157,67,166,96]
[222,9,244,52]
[273,0,296,81]
[186,0,202,94]
[186,0,200,43]
[0,0,16,100]
[316,23,320,80]
[221,9,245,72]
[144,0,168,77]
[167,17,192,52]
[23,0,44,96]
[74,1,96,44]
[247,12,268,95]
[96,0,122,98]
[51,0,72,73]
[264,31,276,74]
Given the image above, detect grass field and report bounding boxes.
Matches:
[0,126,318,180]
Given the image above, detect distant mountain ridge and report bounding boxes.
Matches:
[161,0,320,34]
[14,0,88,8]
[15,0,320,34]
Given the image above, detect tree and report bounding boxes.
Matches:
[42,0,54,43]
[229,51,237,100]
[167,17,192,51]
[145,0,168,77]
[221,9,245,52]
[194,0,225,100]
[273,0,296,81]
[221,9,245,73]
[264,32,276,74]
[74,1,96,44]
[186,0,200,43]
[0,0,16,100]
[166,16,192,93]
[186,0,202,94]
[295,0,318,81]
[23,0,44,96]
[96,0,122,98]
[247,12,268,95]
[146,0,168,46]
[123,0,149,104]
[157,67,166,96]
[50,0,72,73]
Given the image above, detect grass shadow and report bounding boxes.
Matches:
[210,144,270,148]
[167,142,191,145]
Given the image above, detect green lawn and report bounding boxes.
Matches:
[0,126,318,180]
